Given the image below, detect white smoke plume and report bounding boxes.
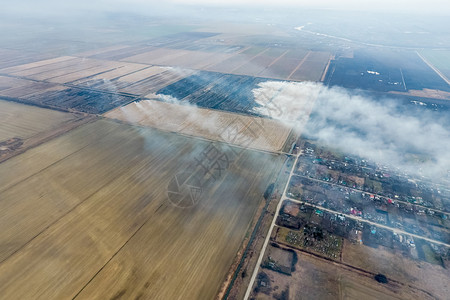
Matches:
[252,81,319,125]
[253,81,450,180]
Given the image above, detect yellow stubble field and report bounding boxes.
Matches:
[104,99,293,153]
[0,99,81,142]
[0,118,284,299]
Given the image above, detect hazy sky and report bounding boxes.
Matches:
[3,0,450,16]
[127,0,450,14]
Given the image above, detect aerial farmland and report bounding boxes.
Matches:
[0,119,284,299]
[1,4,450,300]
[0,24,309,299]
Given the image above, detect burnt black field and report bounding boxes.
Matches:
[156,71,271,116]
[325,48,450,93]
[26,88,135,114]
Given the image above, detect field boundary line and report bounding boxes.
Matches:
[0,169,120,265]
[287,51,311,80]
[230,48,270,73]
[416,51,450,86]
[320,55,333,82]
[71,203,159,299]
[266,50,289,68]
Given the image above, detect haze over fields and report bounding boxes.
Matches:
[0,1,449,300]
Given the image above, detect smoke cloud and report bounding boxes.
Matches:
[253,81,450,180]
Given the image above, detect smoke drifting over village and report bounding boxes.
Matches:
[254,81,450,179]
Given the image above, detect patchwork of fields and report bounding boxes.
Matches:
[2,24,448,300]
[0,31,316,298]
[79,33,332,82]
[0,52,328,117]
[0,57,193,114]
[0,30,332,118]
